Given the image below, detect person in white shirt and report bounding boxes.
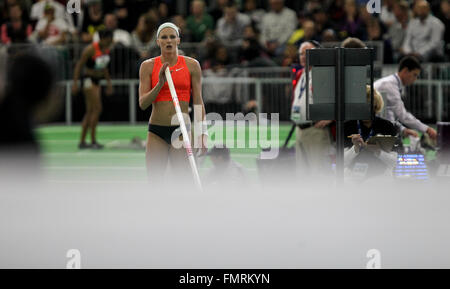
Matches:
[93,13,131,47]
[291,40,333,176]
[34,5,69,45]
[30,0,75,34]
[380,0,396,27]
[260,0,297,56]
[401,0,445,61]
[374,55,437,140]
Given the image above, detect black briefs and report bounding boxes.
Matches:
[148,124,191,145]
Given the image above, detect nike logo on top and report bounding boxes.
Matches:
[171,67,184,73]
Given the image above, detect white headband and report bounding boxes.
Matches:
[157,22,180,38]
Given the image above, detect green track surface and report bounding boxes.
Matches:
[35,123,436,182]
[36,123,296,182]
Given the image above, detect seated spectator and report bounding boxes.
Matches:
[281,43,298,66]
[158,2,170,25]
[104,0,135,32]
[80,0,105,43]
[239,24,275,67]
[33,4,69,46]
[328,0,346,25]
[311,7,334,37]
[401,0,445,62]
[260,0,297,57]
[1,0,32,26]
[216,1,251,47]
[387,0,410,62]
[186,0,214,42]
[203,42,230,71]
[321,28,338,43]
[93,13,131,47]
[344,86,398,180]
[30,0,75,33]
[1,3,32,45]
[172,15,193,43]
[366,18,393,63]
[209,0,228,26]
[243,0,265,31]
[130,14,157,59]
[338,0,366,40]
[202,42,233,104]
[287,19,317,47]
[380,0,396,28]
[436,0,450,60]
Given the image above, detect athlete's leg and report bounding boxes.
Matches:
[146,131,170,187]
[168,129,194,187]
[80,87,95,146]
[89,84,102,145]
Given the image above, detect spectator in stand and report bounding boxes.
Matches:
[239,24,275,67]
[1,0,32,26]
[243,0,265,31]
[366,17,394,63]
[288,19,317,48]
[311,7,334,38]
[436,0,450,60]
[104,0,135,32]
[380,0,396,28]
[216,1,251,47]
[33,4,69,46]
[80,0,104,43]
[401,0,445,62]
[93,13,131,47]
[172,15,193,43]
[131,14,158,59]
[303,0,322,14]
[186,0,214,42]
[158,2,171,25]
[1,3,32,45]
[30,0,75,33]
[321,28,338,42]
[203,42,230,71]
[209,0,229,26]
[328,0,345,25]
[260,0,297,57]
[387,0,410,62]
[338,0,366,40]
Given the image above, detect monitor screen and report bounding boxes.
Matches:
[395,154,428,180]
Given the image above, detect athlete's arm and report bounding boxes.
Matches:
[103,67,113,96]
[72,45,93,94]
[188,57,208,154]
[138,60,168,110]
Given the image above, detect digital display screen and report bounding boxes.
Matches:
[395,154,428,180]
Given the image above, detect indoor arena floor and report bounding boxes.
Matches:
[36,123,296,183]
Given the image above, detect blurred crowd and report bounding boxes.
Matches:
[1,0,449,68]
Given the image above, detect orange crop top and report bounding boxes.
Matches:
[151,55,191,103]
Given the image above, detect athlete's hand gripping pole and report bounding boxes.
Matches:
[165,67,203,191]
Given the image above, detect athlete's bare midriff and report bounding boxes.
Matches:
[149,101,190,126]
